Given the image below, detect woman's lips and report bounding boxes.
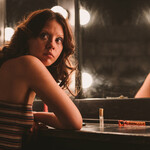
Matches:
[44,52,54,58]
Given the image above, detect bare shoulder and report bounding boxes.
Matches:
[13,55,46,72]
[17,55,43,67]
[1,55,42,68]
[17,55,49,77]
[1,55,48,78]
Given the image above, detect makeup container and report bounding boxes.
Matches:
[99,108,104,128]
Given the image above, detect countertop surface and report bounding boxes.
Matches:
[39,122,150,145]
[81,122,150,137]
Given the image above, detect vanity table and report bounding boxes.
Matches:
[37,121,150,150]
[33,98,150,150]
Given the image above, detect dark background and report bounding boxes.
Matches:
[80,0,150,98]
[6,0,150,98]
[6,0,57,27]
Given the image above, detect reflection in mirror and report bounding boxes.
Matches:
[5,0,150,99]
[79,0,150,98]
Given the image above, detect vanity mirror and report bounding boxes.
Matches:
[4,0,150,99]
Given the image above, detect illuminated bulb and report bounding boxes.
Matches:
[69,72,93,90]
[80,9,90,25]
[51,6,68,19]
[69,8,75,26]
[69,8,91,26]
[82,72,93,89]
[69,72,75,90]
[5,27,14,41]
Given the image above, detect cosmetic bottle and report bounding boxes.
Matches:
[99,108,104,128]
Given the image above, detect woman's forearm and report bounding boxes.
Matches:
[33,112,64,129]
[33,111,81,129]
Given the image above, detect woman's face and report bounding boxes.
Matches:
[28,19,64,66]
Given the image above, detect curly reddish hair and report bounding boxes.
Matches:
[0,9,76,89]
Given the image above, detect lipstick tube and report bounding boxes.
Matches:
[99,108,104,128]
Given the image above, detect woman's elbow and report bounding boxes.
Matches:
[65,116,83,130]
[72,117,83,130]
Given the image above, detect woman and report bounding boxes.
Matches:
[135,73,150,98]
[0,9,82,149]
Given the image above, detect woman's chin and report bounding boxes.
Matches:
[42,60,53,67]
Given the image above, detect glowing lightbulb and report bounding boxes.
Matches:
[51,6,68,19]
[80,9,90,25]
[69,72,93,90]
[69,8,91,26]
[5,27,14,41]
[82,72,93,89]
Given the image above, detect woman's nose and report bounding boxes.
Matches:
[46,39,55,50]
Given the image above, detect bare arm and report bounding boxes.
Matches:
[23,56,82,130]
[33,112,73,129]
[135,73,150,98]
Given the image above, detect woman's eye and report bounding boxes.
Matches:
[39,33,49,40]
[56,37,63,44]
